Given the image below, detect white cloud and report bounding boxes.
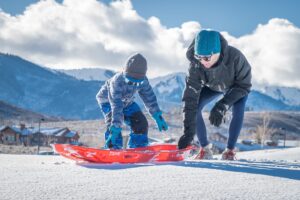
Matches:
[0,0,198,77]
[0,0,299,88]
[227,18,300,88]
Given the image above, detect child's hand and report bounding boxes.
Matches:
[152,112,168,132]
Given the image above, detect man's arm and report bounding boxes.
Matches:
[182,64,203,137]
[222,52,252,107]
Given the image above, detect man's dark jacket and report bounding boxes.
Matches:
[182,33,252,140]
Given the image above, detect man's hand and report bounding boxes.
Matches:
[209,101,228,127]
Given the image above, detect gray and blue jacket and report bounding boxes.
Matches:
[96,72,161,128]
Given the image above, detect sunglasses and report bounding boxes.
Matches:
[124,77,144,86]
[194,54,212,62]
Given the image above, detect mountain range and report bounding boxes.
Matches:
[1,52,299,120]
[0,100,61,122]
[0,53,103,120]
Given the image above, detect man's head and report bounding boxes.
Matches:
[124,53,147,82]
[194,30,221,68]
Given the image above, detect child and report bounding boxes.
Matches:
[96,53,168,149]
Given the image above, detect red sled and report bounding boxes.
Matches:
[52,144,194,164]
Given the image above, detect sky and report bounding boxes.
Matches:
[0,0,300,88]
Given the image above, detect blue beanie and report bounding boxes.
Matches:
[194,30,221,56]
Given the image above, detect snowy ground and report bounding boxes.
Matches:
[1,148,300,200]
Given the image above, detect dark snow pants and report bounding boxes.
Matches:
[100,102,149,148]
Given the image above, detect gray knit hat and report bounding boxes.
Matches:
[124,53,147,79]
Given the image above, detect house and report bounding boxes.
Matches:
[0,125,21,145]
[31,127,80,146]
[32,127,67,146]
[40,128,80,145]
[64,131,80,145]
[0,124,80,146]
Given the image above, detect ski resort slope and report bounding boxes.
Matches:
[0,148,299,200]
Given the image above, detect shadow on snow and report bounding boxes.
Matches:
[77,159,300,181]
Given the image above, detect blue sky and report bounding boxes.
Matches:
[0,0,299,36]
[0,0,299,87]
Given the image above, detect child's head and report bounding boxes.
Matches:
[124,53,147,82]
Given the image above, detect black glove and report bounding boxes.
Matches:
[209,101,228,127]
[178,135,193,149]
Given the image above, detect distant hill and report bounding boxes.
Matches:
[0,52,299,121]
[0,100,61,122]
[65,68,300,111]
[0,53,103,120]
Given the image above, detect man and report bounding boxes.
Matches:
[96,53,168,149]
[178,30,252,160]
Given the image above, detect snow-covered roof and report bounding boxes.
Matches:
[0,126,35,136]
[0,125,76,137]
[0,125,8,132]
[55,128,69,137]
[11,126,22,134]
[65,131,77,138]
[20,129,33,136]
[40,128,66,136]
[12,126,36,136]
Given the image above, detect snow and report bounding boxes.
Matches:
[59,68,115,81]
[253,83,300,106]
[156,77,180,94]
[0,148,299,200]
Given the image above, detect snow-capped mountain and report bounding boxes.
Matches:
[0,53,299,121]
[254,83,300,106]
[148,73,300,111]
[0,53,103,120]
[66,68,300,110]
[59,68,115,81]
[150,72,186,103]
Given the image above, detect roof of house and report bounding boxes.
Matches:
[0,125,8,132]
[40,128,66,136]
[65,131,77,138]
[0,125,76,138]
[54,128,69,137]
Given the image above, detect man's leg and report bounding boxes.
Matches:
[100,103,122,149]
[227,95,248,150]
[196,87,222,147]
[124,102,149,148]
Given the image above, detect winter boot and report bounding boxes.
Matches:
[194,144,213,160]
[128,133,148,148]
[221,148,236,160]
[178,135,194,149]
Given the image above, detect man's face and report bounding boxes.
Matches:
[195,53,220,69]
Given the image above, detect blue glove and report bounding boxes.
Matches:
[152,112,168,132]
[105,125,122,148]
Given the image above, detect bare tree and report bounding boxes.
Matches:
[255,112,275,148]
